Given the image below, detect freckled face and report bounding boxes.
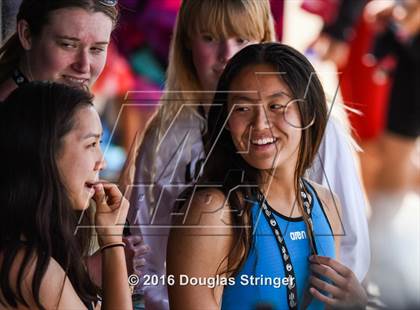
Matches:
[24,8,113,87]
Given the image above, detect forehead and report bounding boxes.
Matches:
[229,63,291,100]
[71,106,102,137]
[43,7,113,43]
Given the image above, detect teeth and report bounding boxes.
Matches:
[64,76,86,84]
[86,182,97,188]
[252,137,276,145]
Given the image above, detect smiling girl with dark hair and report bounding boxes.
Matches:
[167,43,367,310]
[0,82,132,309]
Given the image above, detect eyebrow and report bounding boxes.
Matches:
[83,133,102,140]
[266,91,292,99]
[56,35,109,45]
[230,91,292,103]
[230,95,258,103]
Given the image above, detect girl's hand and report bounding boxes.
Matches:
[309,255,367,309]
[123,235,150,276]
[92,182,129,246]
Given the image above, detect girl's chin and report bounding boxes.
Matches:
[71,196,93,211]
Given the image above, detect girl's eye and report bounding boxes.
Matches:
[88,140,102,148]
[59,41,77,49]
[270,103,286,110]
[202,34,215,43]
[234,106,250,112]
[236,38,249,45]
[91,47,106,54]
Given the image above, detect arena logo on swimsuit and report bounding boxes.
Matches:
[290,230,307,240]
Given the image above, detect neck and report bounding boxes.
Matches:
[18,57,34,81]
[261,169,295,200]
[259,162,301,216]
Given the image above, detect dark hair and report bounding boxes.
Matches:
[0,81,98,309]
[0,0,119,83]
[202,43,328,274]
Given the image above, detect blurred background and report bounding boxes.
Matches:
[1,0,419,308]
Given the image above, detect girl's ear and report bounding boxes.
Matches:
[17,19,33,50]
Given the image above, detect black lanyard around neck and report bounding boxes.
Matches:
[12,68,29,86]
[257,179,316,309]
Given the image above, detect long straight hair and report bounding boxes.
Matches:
[202,43,328,274]
[0,82,99,309]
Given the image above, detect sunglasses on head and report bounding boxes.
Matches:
[99,0,117,6]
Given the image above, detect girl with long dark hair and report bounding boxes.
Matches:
[167,43,367,309]
[0,82,132,309]
[0,82,131,309]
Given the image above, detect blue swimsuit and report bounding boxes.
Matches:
[221,181,336,310]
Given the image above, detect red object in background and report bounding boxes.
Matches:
[92,43,136,98]
[301,0,340,24]
[270,0,285,40]
[339,18,392,141]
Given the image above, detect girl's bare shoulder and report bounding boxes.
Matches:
[307,180,343,233]
[1,249,86,309]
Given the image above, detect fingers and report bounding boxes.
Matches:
[100,182,124,209]
[310,255,352,278]
[127,241,149,254]
[122,236,150,276]
[309,276,344,299]
[123,235,144,247]
[309,255,367,308]
[93,183,107,207]
[309,287,338,306]
[124,237,150,257]
[310,263,346,289]
[310,274,367,308]
[93,182,129,242]
[93,181,128,213]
